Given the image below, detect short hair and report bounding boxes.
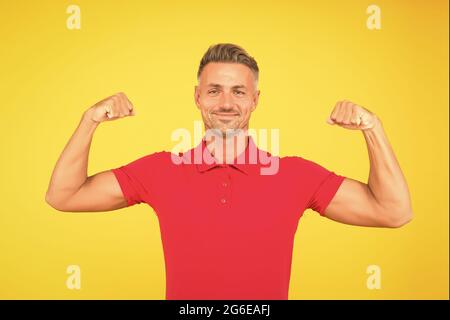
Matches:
[197,43,259,82]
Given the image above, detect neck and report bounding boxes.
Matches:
[205,129,249,164]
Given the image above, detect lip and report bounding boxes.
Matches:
[212,113,239,117]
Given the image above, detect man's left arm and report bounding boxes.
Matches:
[323,100,413,228]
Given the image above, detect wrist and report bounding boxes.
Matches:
[82,108,100,128]
[362,114,382,132]
[362,115,385,144]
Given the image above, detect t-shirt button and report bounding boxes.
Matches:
[222,182,228,187]
[220,198,227,204]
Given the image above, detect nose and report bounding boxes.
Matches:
[220,91,233,110]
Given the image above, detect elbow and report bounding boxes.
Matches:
[382,210,414,228]
[45,192,69,212]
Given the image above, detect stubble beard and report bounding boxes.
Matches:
[207,112,243,137]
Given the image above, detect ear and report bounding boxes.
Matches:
[194,85,201,109]
[251,90,260,112]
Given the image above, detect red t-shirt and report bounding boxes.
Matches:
[111,136,345,300]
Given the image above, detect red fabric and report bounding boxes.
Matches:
[111,136,345,300]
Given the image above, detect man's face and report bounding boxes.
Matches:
[194,62,260,135]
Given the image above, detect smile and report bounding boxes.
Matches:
[212,113,239,118]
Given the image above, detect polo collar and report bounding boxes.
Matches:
[191,135,270,176]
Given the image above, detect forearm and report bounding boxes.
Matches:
[46,108,98,202]
[363,117,413,220]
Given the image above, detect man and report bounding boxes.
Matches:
[45,43,413,300]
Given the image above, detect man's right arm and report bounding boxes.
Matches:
[45,92,135,212]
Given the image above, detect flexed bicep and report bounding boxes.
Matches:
[47,170,128,212]
[323,178,398,228]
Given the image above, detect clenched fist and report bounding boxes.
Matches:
[326,100,379,130]
[86,92,136,123]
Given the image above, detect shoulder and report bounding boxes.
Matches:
[279,155,312,168]
[131,150,171,163]
[279,155,332,176]
[119,150,179,171]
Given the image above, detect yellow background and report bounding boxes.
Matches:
[0,0,448,299]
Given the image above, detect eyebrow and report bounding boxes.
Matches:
[207,83,247,89]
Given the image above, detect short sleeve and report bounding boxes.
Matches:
[302,158,346,216]
[111,151,168,208]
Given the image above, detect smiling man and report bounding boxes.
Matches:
[45,43,413,300]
